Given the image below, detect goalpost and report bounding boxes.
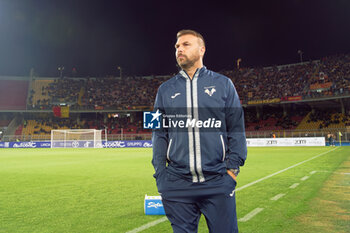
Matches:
[51,129,104,148]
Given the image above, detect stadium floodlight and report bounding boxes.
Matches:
[51,129,103,148]
[58,66,65,78]
[297,50,303,63]
[117,66,122,78]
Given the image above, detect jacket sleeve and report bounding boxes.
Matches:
[225,78,247,169]
[151,87,168,179]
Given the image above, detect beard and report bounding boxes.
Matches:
[176,53,200,70]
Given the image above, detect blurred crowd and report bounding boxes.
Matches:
[29,76,168,110]
[308,109,350,129]
[27,54,350,110]
[225,54,350,102]
[223,63,311,101]
[81,76,166,110]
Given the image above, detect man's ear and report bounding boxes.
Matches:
[200,46,206,56]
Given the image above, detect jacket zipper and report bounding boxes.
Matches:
[166,139,173,162]
[184,69,200,181]
[220,135,226,161]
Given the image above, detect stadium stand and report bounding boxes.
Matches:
[27,76,169,110]
[24,53,350,111]
[0,80,28,110]
[225,53,350,103]
[0,120,10,127]
[29,79,54,109]
[22,119,80,136]
[1,53,350,142]
[296,109,350,130]
[244,108,305,131]
[77,76,168,110]
[0,120,10,140]
[14,125,23,136]
[18,112,149,140]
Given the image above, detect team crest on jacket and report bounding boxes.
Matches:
[204,86,216,96]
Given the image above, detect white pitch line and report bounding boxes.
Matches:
[238,208,264,222]
[270,193,285,201]
[235,147,338,192]
[310,171,316,175]
[125,217,168,233]
[301,176,310,181]
[126,147,338,232]
[289,183,299,189]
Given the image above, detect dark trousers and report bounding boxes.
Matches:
[162,192,238,233]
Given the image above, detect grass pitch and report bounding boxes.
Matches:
[0,147,349,233]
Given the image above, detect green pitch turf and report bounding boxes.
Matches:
[0,147,349,233]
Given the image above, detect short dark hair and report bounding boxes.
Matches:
[176,29,205,47]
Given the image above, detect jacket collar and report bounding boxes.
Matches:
[178,66,207,79]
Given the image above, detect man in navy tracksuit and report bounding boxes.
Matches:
[152,30,247,233]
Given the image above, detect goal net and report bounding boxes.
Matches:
[51,129,103,148]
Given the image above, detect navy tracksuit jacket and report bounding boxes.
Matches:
[152,66,247,201]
